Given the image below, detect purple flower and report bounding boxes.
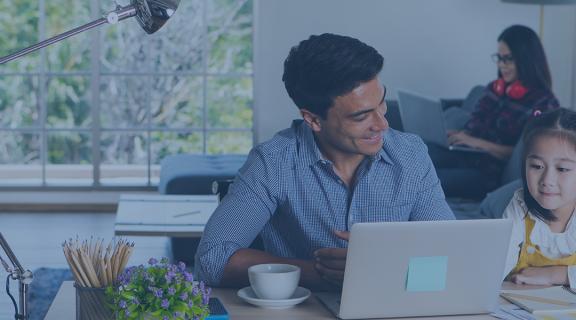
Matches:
[168,287,176,295]
[192,287,199,296]
[173,312,183,318]
[124,309,131,317]
[178,261,186,271]
[132,297,140,305]
[161,299,170,309]
[154,288,163,298]
[187,299,193,308]
[163,316,169,320]
[118,300,127,309]
[160,257,169,264]
[184,271,193,282]
[165,270,176,283]
[148,257,158,265]
[179,292,188,301]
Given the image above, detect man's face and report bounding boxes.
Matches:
[305,78,388,159]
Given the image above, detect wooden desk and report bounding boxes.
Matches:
[114,194,218,237]
[45,281,501,320]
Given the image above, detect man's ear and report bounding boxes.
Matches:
[300,109,322,132]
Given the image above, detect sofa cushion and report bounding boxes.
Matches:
[158,154,247,195]
[479,179,522,219]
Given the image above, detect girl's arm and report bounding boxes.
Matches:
[511,266,568,286]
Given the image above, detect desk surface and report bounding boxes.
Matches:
[46,281,503,320]
[114,194,218,237]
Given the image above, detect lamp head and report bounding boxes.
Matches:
[132,0,181,34]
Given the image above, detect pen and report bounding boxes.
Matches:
[564,286,576,295]
[173,210,201,217]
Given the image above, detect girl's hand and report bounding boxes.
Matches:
[510,266,568,286]
[447,131,484,150]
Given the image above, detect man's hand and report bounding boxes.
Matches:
[313,230,350,286]
[510,266,568,286]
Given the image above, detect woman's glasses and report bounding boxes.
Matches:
[491,53,514,65]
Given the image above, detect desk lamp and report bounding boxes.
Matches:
[0,0,180,317]
[0,0,180,64]
[0,233,33,320]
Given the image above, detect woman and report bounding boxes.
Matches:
[431,25,559,199]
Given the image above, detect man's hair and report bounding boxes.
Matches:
[498,25,552,91]
[282,33,384,119]
[521,108,576,222]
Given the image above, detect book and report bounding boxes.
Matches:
[501,286,576,315]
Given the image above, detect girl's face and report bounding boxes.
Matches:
[526,135,576,219]
[497,41,518,84]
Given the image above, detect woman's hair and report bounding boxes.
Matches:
[498,25,552,91]
[522,108,576,221]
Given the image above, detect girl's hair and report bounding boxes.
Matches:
[498,25,552,91]
[522,108,576,221]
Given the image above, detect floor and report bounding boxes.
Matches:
[0,212,171,319]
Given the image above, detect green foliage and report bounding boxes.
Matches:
[0,0,254,183]
[106,258,210,320]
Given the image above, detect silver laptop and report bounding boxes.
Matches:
[316,219,512,319]
[397,89,486,153]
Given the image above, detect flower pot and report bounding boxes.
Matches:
[74,282,113,320]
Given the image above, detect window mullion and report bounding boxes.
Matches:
[39,0,47,186]
[91,0,102,187]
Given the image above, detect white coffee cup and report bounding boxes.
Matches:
[248,263,301,300]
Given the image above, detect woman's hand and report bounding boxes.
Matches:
[509,266,569,286]
[447,131,484,149]
[446,130,513,160]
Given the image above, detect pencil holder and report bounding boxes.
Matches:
[74,282,113,320]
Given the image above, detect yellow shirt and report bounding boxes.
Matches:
[502,189,576,287]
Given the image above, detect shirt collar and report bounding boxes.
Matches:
[294,119,393,167]
[294,120,325,167]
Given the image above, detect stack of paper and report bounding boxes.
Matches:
[500,286,576,319]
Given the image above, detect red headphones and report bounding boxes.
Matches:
[492,78,529,100]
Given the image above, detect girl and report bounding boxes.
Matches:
[430,25,559,199]
[503,108,576,287]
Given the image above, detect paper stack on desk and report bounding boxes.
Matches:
[500,286,576,319]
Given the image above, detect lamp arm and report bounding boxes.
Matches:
[0,233,34,320]
[0,4,136,65]
[0,233,24,273]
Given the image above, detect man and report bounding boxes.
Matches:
[195,33,455,290]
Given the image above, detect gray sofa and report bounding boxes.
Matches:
[439,85,522,219]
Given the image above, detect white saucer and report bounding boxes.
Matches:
[237,286,311,309]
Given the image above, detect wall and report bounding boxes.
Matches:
[254,0,576,143]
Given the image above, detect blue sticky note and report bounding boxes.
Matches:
[406,256,448,292]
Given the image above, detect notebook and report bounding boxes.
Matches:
[396,89,487,153]
[316,219,512,319]
[501,286,576,315]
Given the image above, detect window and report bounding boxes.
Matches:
[0,0,253,187]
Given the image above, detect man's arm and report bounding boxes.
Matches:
[221,248,338,291]
[195,148,338,290]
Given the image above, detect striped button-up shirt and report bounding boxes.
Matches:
[195,120,455,285]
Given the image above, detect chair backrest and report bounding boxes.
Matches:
[385,99,403,131]
[501,136,524,185]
